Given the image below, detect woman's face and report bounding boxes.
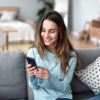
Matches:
[41,19,58,48]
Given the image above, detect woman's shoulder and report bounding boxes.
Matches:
[28,47,38,53]
[27,47,38,57]
[68,50,77,65]
[70,50,77,56]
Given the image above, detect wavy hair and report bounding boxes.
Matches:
[35,11,80,74]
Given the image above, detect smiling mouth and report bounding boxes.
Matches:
[44,40,50,42]
[44,38,52,42]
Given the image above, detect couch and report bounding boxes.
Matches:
[0,47,100,100]
[71,47,100,100]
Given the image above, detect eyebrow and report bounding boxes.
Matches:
[49,29,57,30]
[42,27,57,30]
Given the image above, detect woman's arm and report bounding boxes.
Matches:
[27,48,40,89]
[38,56,77,92]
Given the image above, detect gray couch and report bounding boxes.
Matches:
[0,47,100,100]
[71,47,100,100]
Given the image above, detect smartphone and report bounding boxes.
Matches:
[26,57,38,70]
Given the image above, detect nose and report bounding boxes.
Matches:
[44,31,49,38]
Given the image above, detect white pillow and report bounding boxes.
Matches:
[0,11,16,22]
[75,57,100,95]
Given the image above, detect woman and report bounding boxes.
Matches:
[27,11,80,100]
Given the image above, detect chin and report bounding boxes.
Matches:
[44,43,51,46]
[44,42,52,46]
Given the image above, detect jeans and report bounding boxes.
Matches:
[56,98,72,100]
[84,93,100,100]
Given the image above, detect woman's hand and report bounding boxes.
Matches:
[27,64,38,76]
[34,66,49,80]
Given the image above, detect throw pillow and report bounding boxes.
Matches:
[0,11,16,22]
[75,57,100,95]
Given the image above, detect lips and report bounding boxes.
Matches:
[43,38,52,43]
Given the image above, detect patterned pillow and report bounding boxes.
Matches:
[75,57,100,95]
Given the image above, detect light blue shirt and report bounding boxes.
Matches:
[27,47,77,100]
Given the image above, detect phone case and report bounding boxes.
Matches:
[26,57,38,70]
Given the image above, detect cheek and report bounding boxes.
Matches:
[41,32,44,38]
[54,33,58,40]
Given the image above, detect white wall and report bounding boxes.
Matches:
[0,0,42,20]
[70,0,100,35]
[54,0,68,13]
[54,0,69,27]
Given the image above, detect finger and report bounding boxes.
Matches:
[37,66,45,70]
[33,69,38,73]
[28,70,34,76]
[34,71,47,75]
[27,67,35,72]
[27,64,36,69]
[27,64,31,68]
[27,69,37,75]
[28,70,37,76]
[35,73,48,78]
[29,73,35,76]
[35,74,48,79]
[27,66,35,71]
[34,72,48,77]
[29,71,34,74]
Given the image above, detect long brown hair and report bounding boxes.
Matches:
[35,11,80,74]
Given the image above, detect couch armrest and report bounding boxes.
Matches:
[0,50,27,99]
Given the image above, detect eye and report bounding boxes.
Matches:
[50,30,55,33]
[41,28,45,32]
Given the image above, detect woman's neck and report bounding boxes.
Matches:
[47,46,56,54]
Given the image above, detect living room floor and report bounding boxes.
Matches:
[68,34,98,49]
[0,34,99,54]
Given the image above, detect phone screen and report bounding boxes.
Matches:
[26,57,38,70]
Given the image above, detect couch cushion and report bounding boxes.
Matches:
[84,93,100,100]
[71,75,92,94]
[73,91,94,100]
[77,47,100,69]
[0,50,27,99]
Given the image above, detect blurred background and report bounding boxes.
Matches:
[0,0,100,53]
